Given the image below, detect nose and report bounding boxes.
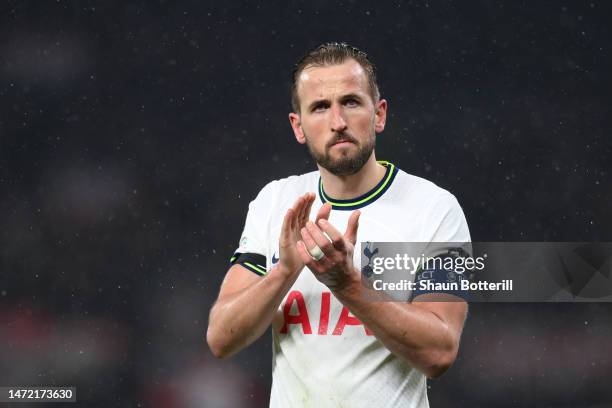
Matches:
[330,104,347,133]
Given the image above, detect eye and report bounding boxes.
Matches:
[312,102,329,113]
[344,98,360,107]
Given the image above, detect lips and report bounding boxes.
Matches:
[327,134,357,149]
[332,140,353,146]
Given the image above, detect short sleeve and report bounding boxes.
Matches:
[424,193,471,243]
[229,181,277,276]
[411,192,472,300]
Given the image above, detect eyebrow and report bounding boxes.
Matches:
[306,98,330,112]
[305,93,364,112]
[339,93,363,102]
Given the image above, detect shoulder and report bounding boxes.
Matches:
[391,168,460,208]
[250,170,319,206]
[270,170,319,194]
[391,168,470,241]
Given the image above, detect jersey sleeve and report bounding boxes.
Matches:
[412,192,472,300]
[229,181,277,277]
[423,192,471,243]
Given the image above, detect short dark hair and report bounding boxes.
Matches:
[291,42,380,113]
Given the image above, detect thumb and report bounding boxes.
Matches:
[344,210,361,245]
[315,202,332,224]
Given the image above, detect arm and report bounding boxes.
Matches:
[333,281,466,379]
[297,204,467,378]
[206,263,299,358]
[206,193,316,358]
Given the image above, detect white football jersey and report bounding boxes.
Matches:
[231,162,471,408]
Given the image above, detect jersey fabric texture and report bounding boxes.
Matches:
[230,162,471,408]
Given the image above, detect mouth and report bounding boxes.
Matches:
[326,133,358,150]
[329,136,358,148]
[332,140,354,147]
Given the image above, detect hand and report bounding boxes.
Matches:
[297,203,361,291]
[277,193,316,278]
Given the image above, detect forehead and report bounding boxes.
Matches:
[297,60,369,101]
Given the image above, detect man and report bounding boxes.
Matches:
[207,42,470,407]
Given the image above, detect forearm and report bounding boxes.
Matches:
[207,266,297,358]
[333,276,464,378]
[208,192,315,358]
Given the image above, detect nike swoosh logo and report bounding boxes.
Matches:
[272,253,279,264]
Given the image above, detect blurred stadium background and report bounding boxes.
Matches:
[1,1,611,407]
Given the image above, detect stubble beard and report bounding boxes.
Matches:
[305,131,376,176]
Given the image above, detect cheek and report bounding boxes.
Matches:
[348,112,375,129]
[302,116,327,137]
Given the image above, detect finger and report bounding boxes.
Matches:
[317,218,345,251]
[300,226,319,253]
[291,195,306,231]
[298,193,313,228]
[297,241,327,273]
[293,196,304,231]
[344,210,361,245]
[296,240,314,264]
[315,202,332,224]
[305,221,334,255]
[280,208,294,244]
[301,193,315,227]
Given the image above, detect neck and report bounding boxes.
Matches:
[318,154,386,200]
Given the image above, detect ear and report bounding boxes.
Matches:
[289,112,306,144]
[374,99,387,134]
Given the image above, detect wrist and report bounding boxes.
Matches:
[271,263,299,279]
[332,268,362,298]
